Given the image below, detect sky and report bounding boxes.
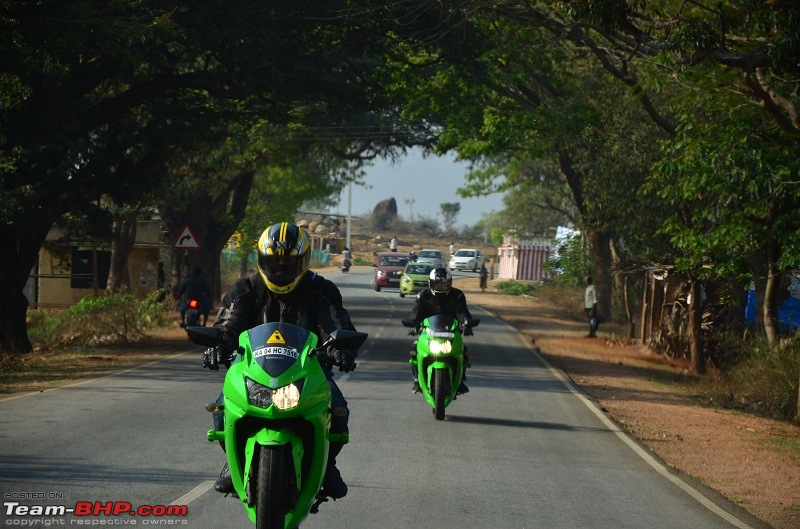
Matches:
[330,148,506,228]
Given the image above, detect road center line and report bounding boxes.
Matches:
[172,480,216,506]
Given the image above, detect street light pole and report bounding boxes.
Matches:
[346,181,352,252]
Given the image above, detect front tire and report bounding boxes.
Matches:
[256,446,284,529]
[433,369,447,421]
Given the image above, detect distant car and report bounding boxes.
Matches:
[414,249,448,269]
[372,252,411,292]
[399,262,435,298]
[449,248,485,272]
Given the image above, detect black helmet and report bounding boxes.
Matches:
[257,222,311,294]
[429,267,452,295]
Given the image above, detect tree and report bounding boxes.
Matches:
[0,1,442,355]
[440,202,461,232]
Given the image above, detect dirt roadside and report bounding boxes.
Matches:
[453,274,800,529]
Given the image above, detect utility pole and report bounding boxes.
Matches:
[404,198,416,222]
[346,181,352,252]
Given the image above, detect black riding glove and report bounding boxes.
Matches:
[203,345,230,371]
[329,349,357,372]
[407,327,418,336]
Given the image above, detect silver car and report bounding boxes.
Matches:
[414,248,448,268]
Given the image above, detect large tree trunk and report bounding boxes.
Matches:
[588,229,613,320]
[688,280,705,374]
[0,220,56,356]
[160,170,255,308]
[762,235,781,346]
[106,211,138,294]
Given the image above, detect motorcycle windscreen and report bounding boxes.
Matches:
[246,323,313,377]
[424,314,458,334]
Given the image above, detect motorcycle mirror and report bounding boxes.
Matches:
[186,326,222,347]
[467,319,480,327]
[401,319,416,328]
[327,329,369,350]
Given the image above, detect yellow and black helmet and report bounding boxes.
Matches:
[257,222,311,294]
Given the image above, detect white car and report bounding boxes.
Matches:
[449,249,485,272]
[415,248,448,269]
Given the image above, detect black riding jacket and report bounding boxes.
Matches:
[409,287,472,328]
[212,270,356,353]
[178,275,211,301]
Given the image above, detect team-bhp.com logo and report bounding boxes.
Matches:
[4,501,188,524]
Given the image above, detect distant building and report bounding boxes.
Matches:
[28,221,166,309]
[497,231,552,282]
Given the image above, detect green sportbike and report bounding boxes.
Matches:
[187,322,367,529]
[402,314,479,420]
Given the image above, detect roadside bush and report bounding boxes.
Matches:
[707,336,800,421]
[28,291,169,351]
[495,280,540,296]
[536,281,584,319]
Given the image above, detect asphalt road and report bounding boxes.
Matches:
[0,267,766,529]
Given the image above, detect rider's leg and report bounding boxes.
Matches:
[211,393,234,494]
[323,378,349,499]
[458,348,469,394]
[410,341,420,392]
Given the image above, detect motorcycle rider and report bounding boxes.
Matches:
[341,246,352,271]
[177,267,212,326]
[407,267,473,394]
[202,222,359,500]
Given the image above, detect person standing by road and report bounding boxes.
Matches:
[390,236,398,252]
[449,242,455,257]
[584,275,599,338]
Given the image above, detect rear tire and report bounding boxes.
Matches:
[433,369,447,421]
[256,446,284,529]
[186,309,200,327]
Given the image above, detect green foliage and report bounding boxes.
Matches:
[494,280,540,296]
[709,337,800,421]
[548,233,594,288]
[28,291,169,351]
[647,100,800,280]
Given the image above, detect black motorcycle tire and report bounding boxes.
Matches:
[433,368,447,421]
[256,446,284,529]
[186,309,200,327]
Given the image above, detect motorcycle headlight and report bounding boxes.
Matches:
[246,378,301,410]
[428,339,453,354]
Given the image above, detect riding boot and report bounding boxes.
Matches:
[214,462,234,494]
[457,366,469,394]
[411,363,420,393]
[321,442,348,499]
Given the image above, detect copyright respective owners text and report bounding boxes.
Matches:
[3,491,191,526]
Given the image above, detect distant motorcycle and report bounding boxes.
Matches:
[184,298,202,327]
[340,258,351,273]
